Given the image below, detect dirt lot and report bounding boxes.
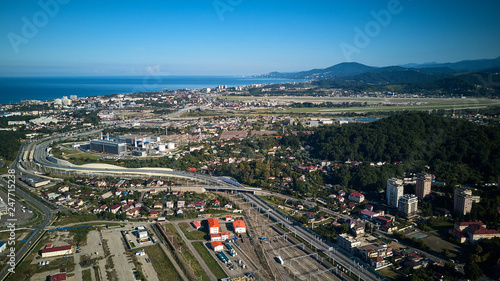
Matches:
[404,228,461,257]
[101,227,137,281]
[135,251,160,281]
[421,234,461,257]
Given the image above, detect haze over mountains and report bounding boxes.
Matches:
[256,57,500,80]
[254,57,500,97]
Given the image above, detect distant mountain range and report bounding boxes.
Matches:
[254,57,500,96]
[255,57,500,80]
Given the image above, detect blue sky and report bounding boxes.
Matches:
[1,0,499,76]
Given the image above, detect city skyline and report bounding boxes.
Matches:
[1,0,500,76]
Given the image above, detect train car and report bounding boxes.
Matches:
[277,256,284,265]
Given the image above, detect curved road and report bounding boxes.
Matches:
[17,126,386,281]
[0,143,54,281]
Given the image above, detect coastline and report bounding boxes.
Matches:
[0,76,303,105]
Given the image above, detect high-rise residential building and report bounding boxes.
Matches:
[398,194,418,218]
[386,178,404,208]
[415,173,432,200]
[454,187,473,215]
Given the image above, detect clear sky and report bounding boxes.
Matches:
[1,0,499,76]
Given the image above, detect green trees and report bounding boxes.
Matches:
[0,131,25,160]
[465,262,483,280]
[308,113,500,185]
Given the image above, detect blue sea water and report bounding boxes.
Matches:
[0,76,300,105]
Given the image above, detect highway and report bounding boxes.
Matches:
[240,193,387,281]
[27,135,264,194]
[0,143,54,281]
[19,126,387,280]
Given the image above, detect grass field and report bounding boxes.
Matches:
[178,222,208,240]
[9,255,75,280]
[192,241,227,280]
[94,266,102,281]
[421,231,461,258]
[144,244,181,280]
[165,224,211,281]
[220,96,500,114]
[82,269,92,281]
[379,267,399,280]
[53,212,101,226]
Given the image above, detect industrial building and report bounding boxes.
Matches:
[132,150,147,157]
[210,232,230,242]
[20,176,51,188]
[48,272,67,281]
[210,241,224,252]
[232,220,247,234]
[90,140,127,155]
[41,245,73,258]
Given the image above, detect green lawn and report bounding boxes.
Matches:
[379,266,400,280]
[94,266,102,281]
[144,244,181,280]
[9,255,75,280]
[165,224,211,281]
[82,269,92,281]
[220,96,500,114]
[53,212,101,226]
[192,241,227,280]
[178,222,208,240]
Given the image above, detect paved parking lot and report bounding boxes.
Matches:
[0,188,34,227]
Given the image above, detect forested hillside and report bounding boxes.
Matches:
[0,131,25,161]
[308,113,500,185]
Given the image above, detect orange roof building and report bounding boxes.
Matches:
[233,219,246,234]
[207,218,220,234]
[210,241,224,251]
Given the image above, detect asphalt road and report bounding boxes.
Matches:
[21,125,389,281]
[0,177,53,280]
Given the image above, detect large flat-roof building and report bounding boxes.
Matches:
[49,272,67,281]
[90,140,127,155]
[41,245,73,258]
[386,178,404,208]
[337,234,360,252]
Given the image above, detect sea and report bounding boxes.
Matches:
[0,76,301,105]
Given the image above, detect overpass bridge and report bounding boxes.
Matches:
[22,134,262,194]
